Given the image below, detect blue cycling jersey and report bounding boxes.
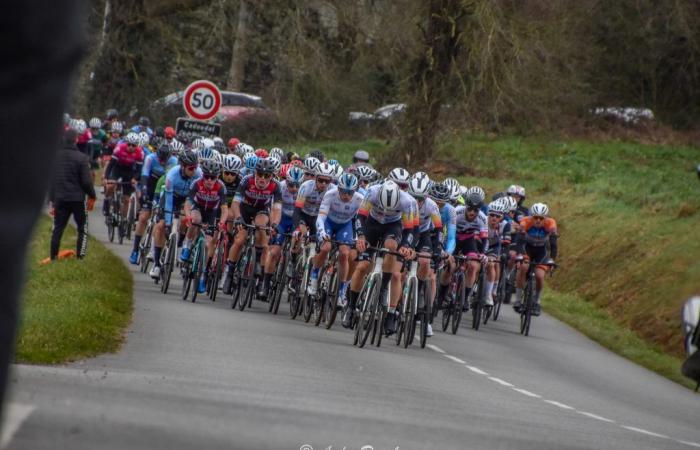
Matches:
[440,203,457,254]
[142,154,178,179]
[164,165,202,225]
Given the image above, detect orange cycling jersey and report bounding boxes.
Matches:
[519,216,557,247]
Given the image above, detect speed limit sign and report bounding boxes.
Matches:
[182,80,222,121]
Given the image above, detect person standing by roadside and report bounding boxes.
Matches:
[49,129,97,260]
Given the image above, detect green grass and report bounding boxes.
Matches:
[16,216,133,364]
[280,135,700,388]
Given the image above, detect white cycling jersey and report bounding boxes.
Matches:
[454,206,488,239]
[295,179,331,216]
[417,197,442,233]
[279,180,297,217]
[360,184,415,225]
[316,188,363,227]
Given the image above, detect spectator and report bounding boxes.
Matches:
[49,129,97,260]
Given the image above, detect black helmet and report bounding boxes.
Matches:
[154,126,165,138]
[106,108,119,120]
[156,144,172,161]
[429,182,451,202]
[491,191,507,201]
[309,149,325,162]
[139,116,151,127]
[179,149,198,166]
[255,157,276,174]
[465,193,482,208]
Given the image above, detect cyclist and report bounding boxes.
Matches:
[431,182,457,311]
[221,157,282,296]
[149,149,202,280]
[227,138,240,154]
[129,143,178,264]
[467,186,488,215]
[103,132,144,218]
[346,149,372,175]
[507,184,529,221]
[295,162,335,296]
[302,156,320,182]
[261,166,304,297]
[512,202,558,316]
[309,149,325,162]
[347,180,415,335]
[221,154,243,206]
[181,158,228,293]
[307,173,363,310]
[408,172,442,337]
[354,165,375,196]
[484,199,511,306]
[132,116,153,136]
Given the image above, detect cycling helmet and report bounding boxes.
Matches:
[488,200,506,215]
[504,196,518,212]
[156,144,172,161]
[467,186,486,203]
[139,116,151,127]
[270,147,285,161]
[286,166,305,185]
[198,147,216,161]
[212,149,223,164]
[304,156,321,174]
[443,177,459,191]
[378,180,401,210]
[270,157,282,174]
[164,126,176,139]
[89,117,101,129]
[228,138,240,149]
[353,149,370,162]
[212,137,225,153]
[507,184,518,195]
[241,143,254,154]
[309,149,325,161]
[388,167,410,185]
[191,138,204,151]
[465,193,482,208]
[492,191,507,201]
[74,119,87,134]
[138,131,150,147]
[333,164,344,180]
[337,173,359,191]
[200,158,221,176]
[255,148,269,158]
[356,165,374,181]
[459,185,468,197]
[202,138,215,149]
[125,132,139,145]
[222,154,243,173]
[516,185,526,197]
[531,203,549,217]
[409,173,431,197]
[255,157,276,174]
[106,108,119,120]
[315,161,335,178]
[179,149,198,166]
[448,184,462,201]
[233,143,248,156]
[328,159,339,166]
[110,121,123,133]
[244,154,258,170]
[170,140,185,155]
[429,182,451,203]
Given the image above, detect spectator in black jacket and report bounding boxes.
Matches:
[49,129,97,260]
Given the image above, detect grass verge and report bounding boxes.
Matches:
[15,216,133,364]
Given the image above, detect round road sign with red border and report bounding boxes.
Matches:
[182,80,222,121]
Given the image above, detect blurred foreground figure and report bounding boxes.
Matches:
[0,0,86,425]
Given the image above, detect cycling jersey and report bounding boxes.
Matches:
[440,203,457,254]
[417,198,442,233]
[295,179,330,216]
[358,184,415,226]
[454,206,489,255]
[223,178,240,207]
[316,188,363,226]
[234,174,282,210]
[187,178,226,211]
[486,220,512,256]
[518,216,558,248]
[279,180,297,218]
[164,165,203,226]
[141,154,178,181]
[105,142,144,180]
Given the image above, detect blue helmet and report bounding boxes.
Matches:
[244,154,258,170]
[337,173,359,191]
[286,166,305,185]
[328,159,339,166]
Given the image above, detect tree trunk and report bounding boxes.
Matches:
[387,0,472,169]
[226,0,250,90]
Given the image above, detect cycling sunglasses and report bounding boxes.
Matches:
[288,182,301,189]
[256,171,273,179]
[184,165,197,171]
[339,188,355,196]
[127,143,136,148]
[533,215,545,221]
[316,177,331,185]
[488,212,503,218]
[223,171,238,177]
[467,206,480,212]
[413,195,425,202]
[203,174,218,180]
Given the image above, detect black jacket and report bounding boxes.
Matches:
[49,143,96,202]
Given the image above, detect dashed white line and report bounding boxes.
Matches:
[576,411,614,423]
[427,344,445,354]
[465,365,489,376]
[621,426,669,439]
[443,355,465,364]
[488,377,514,387]
[0,403,35,448]
[512,387,541,398]
[676,440,700,448]
[543,399,575,410]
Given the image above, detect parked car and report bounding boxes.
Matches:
[151,90,274,125]
[348,103,407,128]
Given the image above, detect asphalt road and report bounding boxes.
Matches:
[3,208,699,450]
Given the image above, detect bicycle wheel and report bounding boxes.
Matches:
[139,225,151,274]
[402,279,417,348]
[271,252,288,315]
[106,212,115,242]
[126,196,136,240]
[181,260,192,301]
[190,238,205,303]
[324,270,339,329]
[358,275,380,348]
[209,239,225,302]
[302,263,314,323]
[521,278,534,336]
[441,305,451,332]
[419,283,431,348]
[238,246,256,311]
[452,277,465,335]
[161,234,177,294]
[472,277,483,330]
[493,274,505,321]
[289,257,303,319]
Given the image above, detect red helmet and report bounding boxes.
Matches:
[291,159,303,167]
[164,126,176,139]
[280,163,291,179]
[227,137,240,149]
[255,148,268,158]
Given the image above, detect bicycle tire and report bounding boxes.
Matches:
[239,246,256,312]
[375,303,386,347]
[353,279,371,346]
[161,234,177,294]
[324,270,339,329]
[289,257,303,319]
[209,240,225,302]
[419,282,430,349]
[472,273,483,330]
[190,238,206,303]
[452,277,465,335]
[493,274,505,321]
[107,215,115,242]
[521,277,534,335]
[403,279,417,348]
[139,226,151,273]
[272,270,286,315]
[395,297,405,346]
[358,274,380,348]
[302,262,314,323]
[126,198,135,241]
[441,307,451,332]
[181,258,192,301]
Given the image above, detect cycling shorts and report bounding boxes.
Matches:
[271,214,294,246]
[299,211,317,236]
[416,230,434,254]
[524,245,551,272]
[240,203,269,225]
[159,194,186,222]
[321,218,354,245]
[455,237,478,256]
[358,216,402,261]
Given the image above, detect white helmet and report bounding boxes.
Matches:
[488,199,507,215]
[409,173,431,197]
[89,117,102,129]
[531,202,549,217]
[379,180,401,210]
[459,185,468,196]
[315,161,335,178]
[388,167,410,185]
[448,184,461,201]
[508,184,525,197]
[202,138,215,149]
[505,196,518,212]
[443,177,459,191]
[74,119,87,134]
[212,149,223,163]
[222,154,243,173]
[125,132,139,145]
[356,165,374,181]
[270,147,285,161]
[270,157,282,174]
[138,131,150,147]
[468,186,485,203]
[333,163,344,180]
[304,156,321,174]
[191,138,204,151]
[110,121,123,133]
[170,140,185,155]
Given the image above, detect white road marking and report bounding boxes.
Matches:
[576,411,615,423]
[488,377,514,387]
[427,344,445,354]
[444,355,465,364]
[621,426,669,439]
[676,440,700,448]
[511,388,541,398]
[465,365,489,375]
[543,400,574,410]
[0,403,35,448]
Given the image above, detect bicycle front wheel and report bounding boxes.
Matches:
[324,270,339,329]
[358,275,380,348]
[190,238,206,303]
